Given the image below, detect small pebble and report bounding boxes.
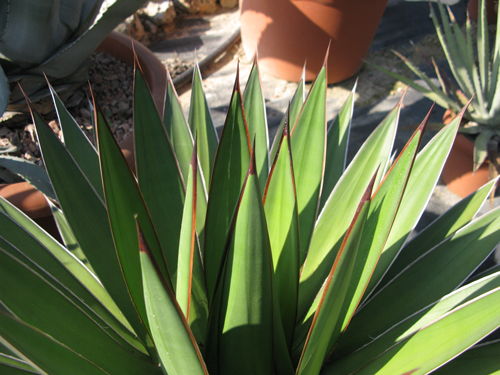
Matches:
[118,102,130,111]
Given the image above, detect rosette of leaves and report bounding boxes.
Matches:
[0,0,146,119]
[374,0,500,175]
[1,54,500,375]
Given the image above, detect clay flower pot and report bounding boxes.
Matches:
[0,31,166,236]
[441,133,490,197]
[441,109,490,198]
[468,0,498,24]
[239,0,389,83]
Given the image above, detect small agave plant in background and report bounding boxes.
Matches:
[0,0,146,118]
[1,52,500,375]
[375,0,500,176]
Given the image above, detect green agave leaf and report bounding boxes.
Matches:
[446,3,487,116]
[431,56,453,100]
[474,128,492,171]
[263,114,299,351]
[363,106,463,298]
[293,112,423,365]
[0,247,159,374]
[139,226,208,375]
[297,97,400,320]
[0,197,138,347]
[0,156,55,201]
[488,0,500,107]
[272,303,296,375]
[474,2,489,114]
[176,140,209,346]
[333,204,500,359]
[134,63,185,282]
[292,290,321,366]
[175,145,209,347]
[96,101,171,358]
[0,332,15,354]
[189,62,219,185]
[48,201,91,269]
[204,281,224,373]
[0,353,38,374]
[270,249,296,374]
[216,153,273,375]
[243,57,269,191]
[320,86,355,210]
[371,56,458,112]
[431,2,476,101]
[50,83,103,200]
[203,69,251,303]
[449,8,474,78]
[326,271,500,374]
[163,68,195,182]
[296,176,373,375]
[270,73,305,164]
[0,226,148,363]
[466,12,488,114]
[31,107,155,353]
[470,262,500,283]
[0,312,107,375]
[188,254,209,351]
[379,178,496,288]
[163,67,208,245]
[176,142,198,318]
[1,0,90,66]
[291,64,327,265]
[188,254,210,352]
[432,340,500,374]
[340,287,500,375]
[319,114,427,357]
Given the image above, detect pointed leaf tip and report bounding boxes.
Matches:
[18,82,33,111]
[283,105,291,137]
[135,218,149,255]
[414,102,433,135]
[363,169,378,203]
[323,41,331,69]
[252,53,259,66]
[235,60,241,89]
[458,96,475,120]
[372,107,429,198]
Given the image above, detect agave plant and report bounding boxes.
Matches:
[0,0,146,118]
[375,0,500,173]
[1,53,500,375]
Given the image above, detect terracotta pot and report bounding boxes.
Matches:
[0,31,166,237]
[239,0,389,83]
[468,0,498,24]
[441,130,490,198]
